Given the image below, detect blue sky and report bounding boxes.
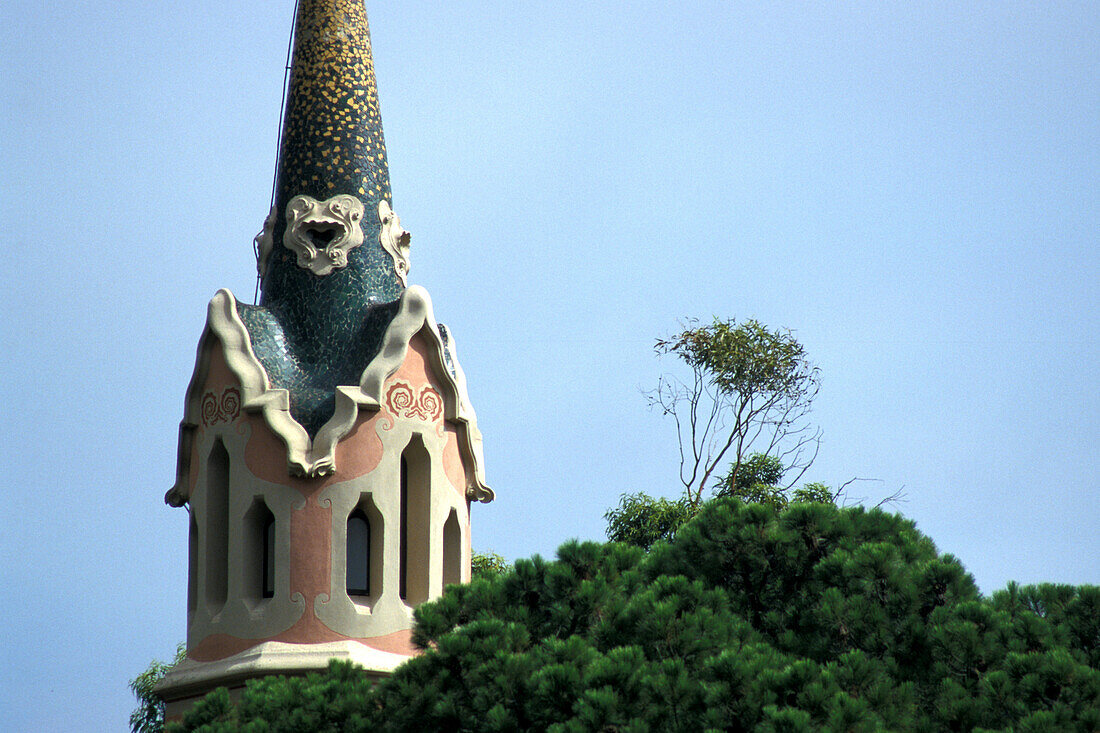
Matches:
[2,1,1097,729]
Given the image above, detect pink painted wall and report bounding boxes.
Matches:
[187,330,472,660]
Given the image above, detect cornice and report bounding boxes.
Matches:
[167,286,492,506]
[155,640,408,701]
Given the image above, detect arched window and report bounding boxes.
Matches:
[443,510,461,587]
[399,455,407,601]
[244,498,275,603]
[346,508,371,596]
[205,439,230,612]
[399,437,430,605]
[187,513,198,616]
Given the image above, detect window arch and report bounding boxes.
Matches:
[205,438,230,613]
[187,513,198,617]
[345,496,383,605]
[400,436,431,605]
[260,506,275,599]
[346,508,371,597]
[240,498,275,603]
[443,509,461,588]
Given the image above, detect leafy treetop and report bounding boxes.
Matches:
[650,318,821,508]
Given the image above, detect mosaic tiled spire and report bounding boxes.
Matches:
[241,0,405,436]
[263,0,402,308]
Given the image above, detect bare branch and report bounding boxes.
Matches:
[830,477,905,509]
[874,486,908,509]
[650,318,822,507]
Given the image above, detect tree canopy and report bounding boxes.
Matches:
[167,499,1100,732]
[471,550,511,580]
[714,452,838,511]
[603,491,693,551]
[604,452,837,551]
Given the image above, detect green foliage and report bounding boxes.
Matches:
[170,501,1100,731]
[603,458,837,550]
[717,452,785,496]
[990,582,1100,669]
[650,318,821,506]
[792,481,833,504]
[137,642,387,732]
[714,453,836,511]
[656,318,814,398]
[603,491,693,550]
[129,643,185,733]
[165,660,378,732]
[471,550,511,580]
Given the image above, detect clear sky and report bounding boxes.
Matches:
[2,1,1097,729]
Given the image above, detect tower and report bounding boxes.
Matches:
[156,1,492,715]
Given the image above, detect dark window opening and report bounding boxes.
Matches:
[262,511,275,599]
[187,514,198,615]
[399,455,408,601]
[206,439,230,611]
[346,508,371,596]
[399,438,431,606]
[443,510,461,588]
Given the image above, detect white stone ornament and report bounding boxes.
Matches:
[283,194,366,276]
[254,205,277,280]
[378,200,411,286]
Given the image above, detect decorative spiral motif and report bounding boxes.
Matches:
[219,388,241,421]
[418,388,443,421]
[385,381,444,423]
[386,383,415,414]
[201,388,242,426]
[201,392,220,426]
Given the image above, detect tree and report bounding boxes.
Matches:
[649,318,821,509]
[720,451,785,493]
[714,452,837,510]
[166,660,378,731]
[170,500,1100,732]
[129,643,185,733]
[471,550,511,580]
[603,491,693,550]
[714,451,788,508]
[605,455,838,551]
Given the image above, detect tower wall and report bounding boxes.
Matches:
[158,326,479,711]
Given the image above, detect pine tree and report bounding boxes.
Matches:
[169,499,1100,732]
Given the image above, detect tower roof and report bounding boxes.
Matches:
[241,0,411,435]
[262,0,402,309]
[276,0,392,219]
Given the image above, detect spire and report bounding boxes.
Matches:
[261,0,403,310]
[243,0,410,435]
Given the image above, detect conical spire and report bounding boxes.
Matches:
[240,0,409,436]
[261,0,403,310]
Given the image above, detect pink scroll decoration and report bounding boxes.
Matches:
[201,388,242,426]
[386,382,443,422]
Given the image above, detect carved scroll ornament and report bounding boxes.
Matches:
[283,194,366,276]
[378,200,411,286]
[201,388,241,426]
